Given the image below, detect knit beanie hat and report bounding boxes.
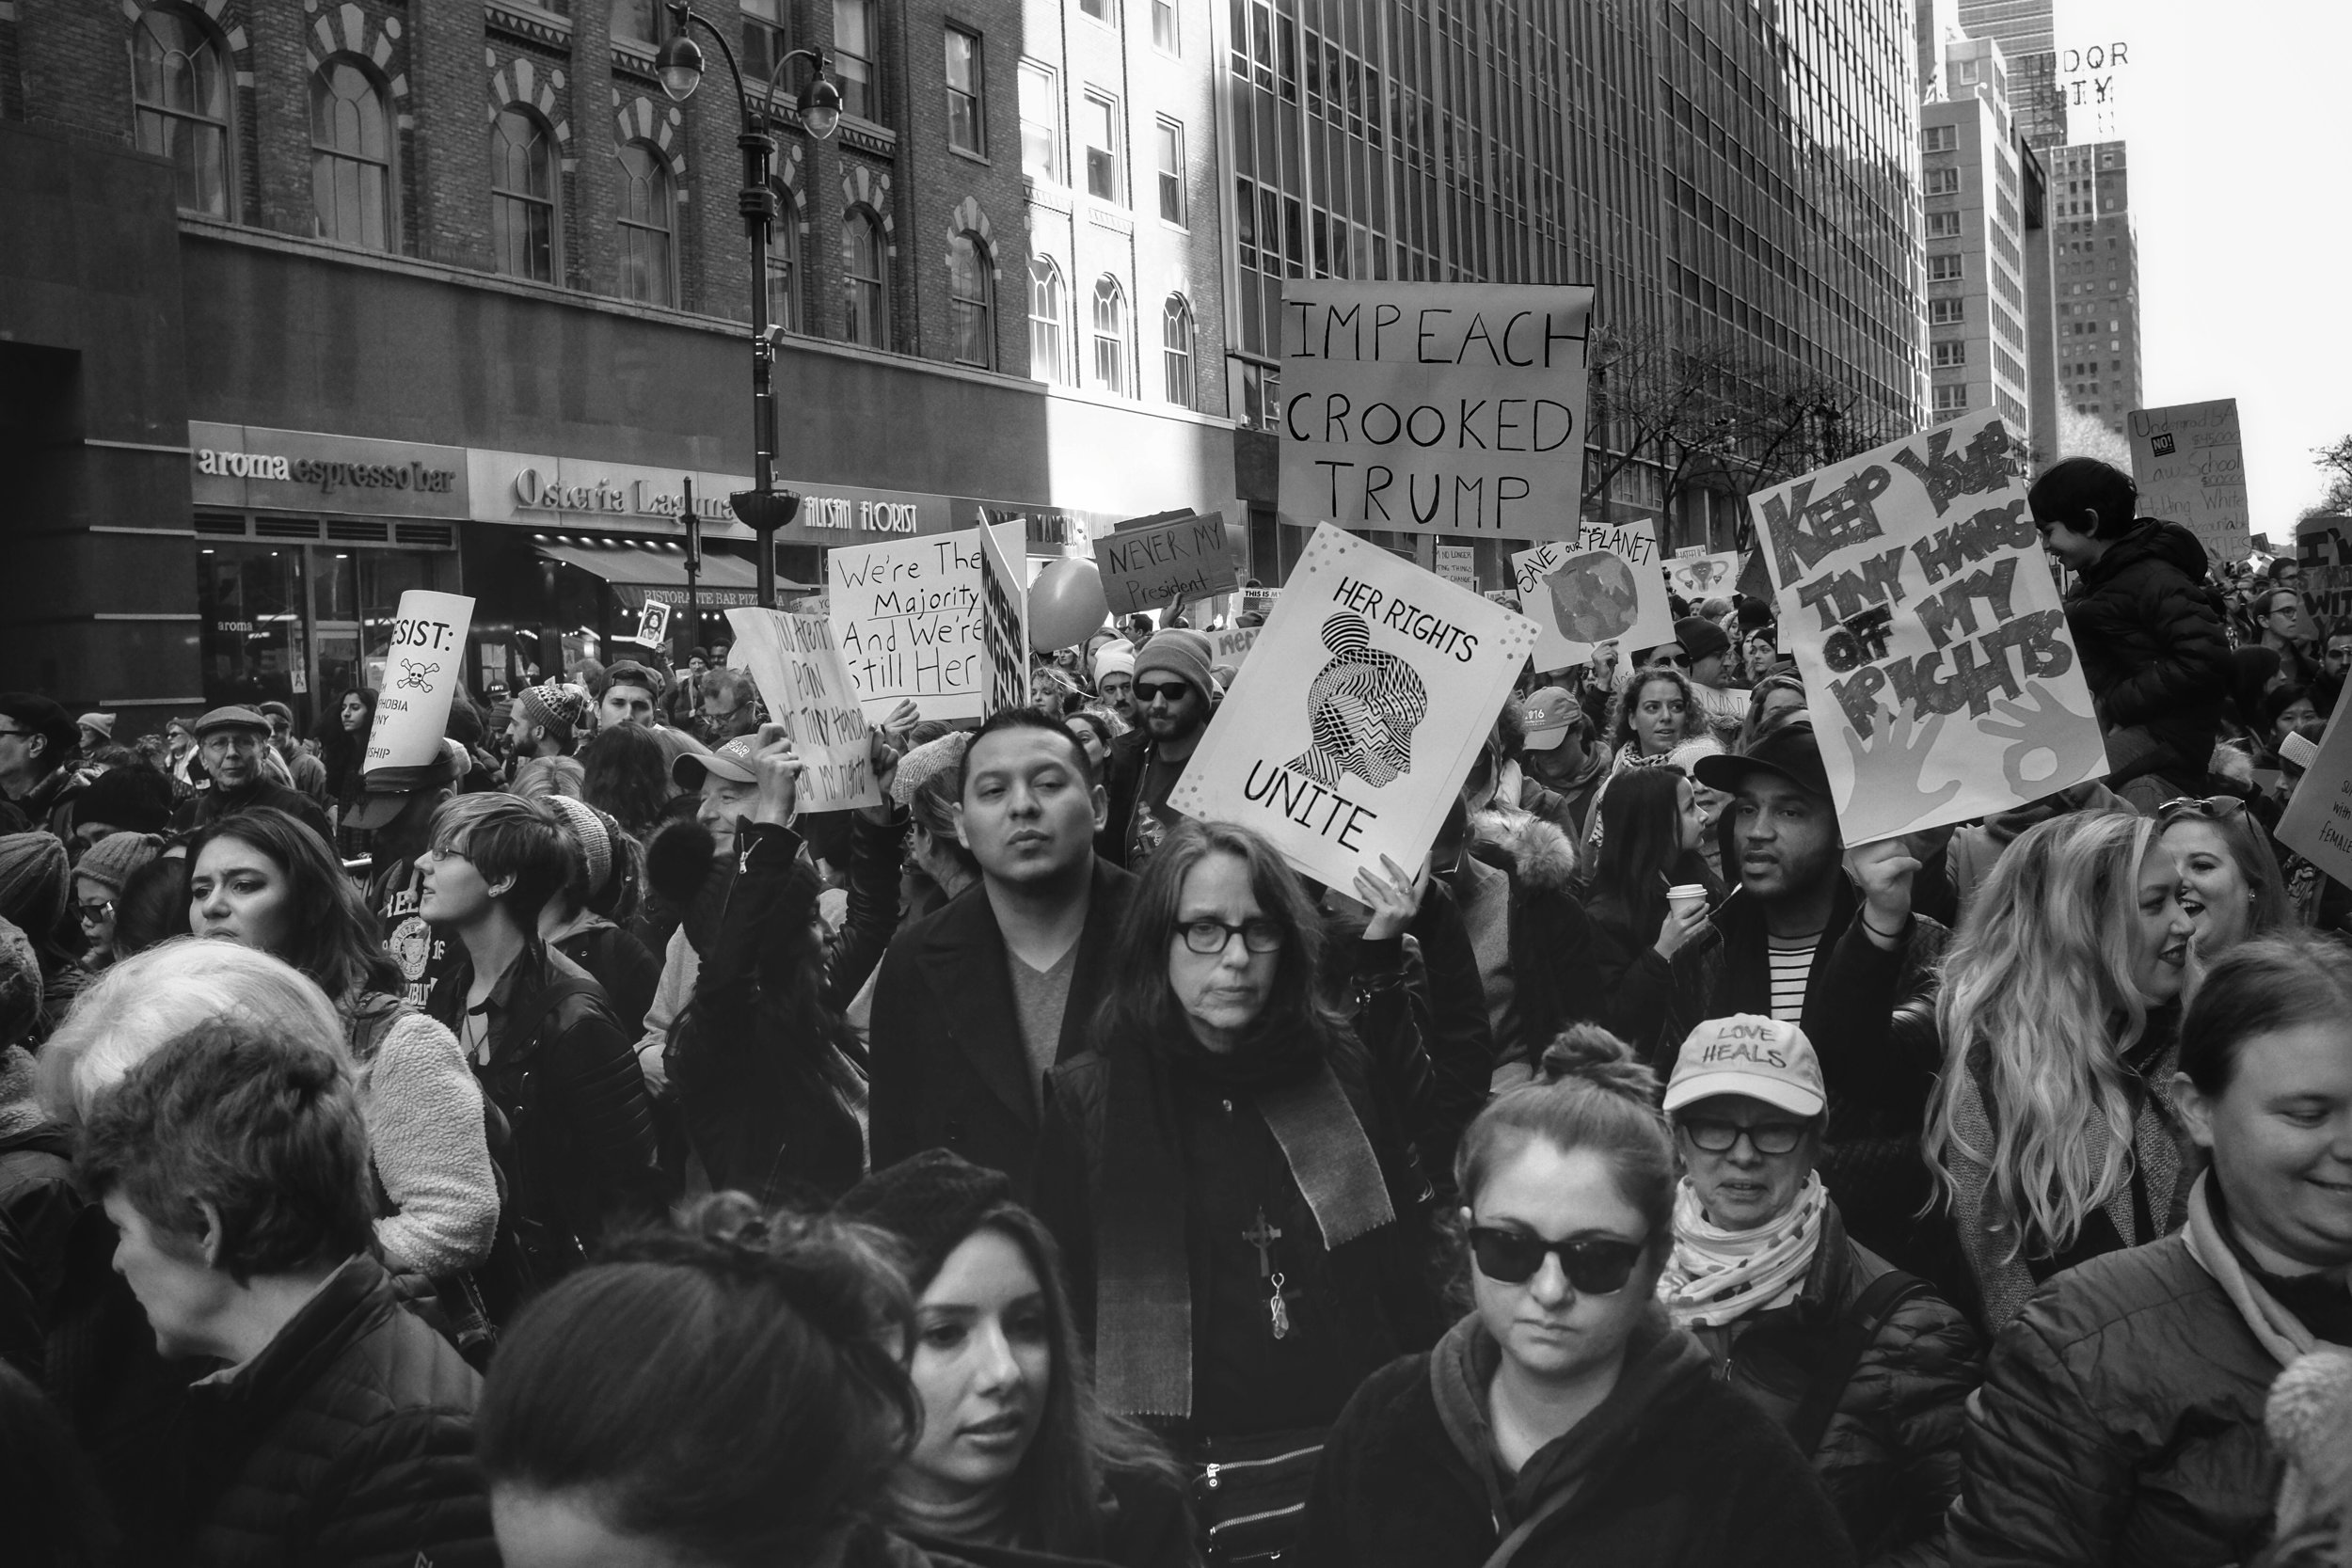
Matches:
[1673,614,1730,662]
[75,832,163,896]
[543,795,616,903]
[77,712,118,741]
[1134,628,1216,705]
[836,1148,1015,1291]
[516,681,590,742]
[889,731,973,809]
[1092,641,1136,683]
[0,833,68,935]
[72,764,176,835]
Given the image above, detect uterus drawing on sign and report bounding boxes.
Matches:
[1285,612,1429,791]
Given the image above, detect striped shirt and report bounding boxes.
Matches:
[1766,938,1819,1024]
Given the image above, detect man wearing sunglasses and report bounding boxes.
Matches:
[1099,628,1217,871]
[1656,1015,1979,1564]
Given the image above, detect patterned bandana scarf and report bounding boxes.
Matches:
[1658,1173,1827,1329]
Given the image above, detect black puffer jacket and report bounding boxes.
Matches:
[2064,518,2231,775]
[1946,1231,2284,1567]
[1686,1202,1982,1568]
[1469,808,1600,1065]
[173,1254,494,1567]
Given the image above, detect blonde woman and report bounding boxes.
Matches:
[1924,812,2197,1330]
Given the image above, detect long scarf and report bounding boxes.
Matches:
[1095,1024,1396,1419]
[1656,1174,1827,1329]
[2181,1172,2318,1368]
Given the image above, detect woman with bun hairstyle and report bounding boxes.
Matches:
[537,795,659,1037]
[842,1149,1195,1567]
[1291,1026,1853,1568]
[1580,768,1722,1063]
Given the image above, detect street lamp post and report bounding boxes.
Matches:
[656,5,842,608]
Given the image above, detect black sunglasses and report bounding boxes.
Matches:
[1678,1118,1807,1156]
[1467,1227,1646,1292]
[1134,680,1193,702]
[2158,795,2248,822]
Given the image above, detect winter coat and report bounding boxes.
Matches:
[1290,1307,1855,1568]
[1393,883,1497,1186]
[167,778,335,846]
[1468,808,1600,1066]
[2064,518,2232,779]
[551,915,661,1037]
[1582,853,1724,1064]
[1687,1201,1983,1568]
[869,859,1136,1198]
[340,997,500,1278]
[903,1465,1198,1568]
[1946,1232,2288,1567]
[0,1043,79,1322]
[170,1254,495,1568]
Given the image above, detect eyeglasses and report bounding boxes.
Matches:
[77,899,115,924]
[1466,1227,1647,1292]
[1177,917,1284,956]
[1134,680,1192,703]
[2158,795,2249,822]
[0,726,31,741]
[1678,1118,1808,1156]
[1647,653,1689,670]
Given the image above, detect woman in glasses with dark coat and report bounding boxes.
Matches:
[1290,1027,1854,1568]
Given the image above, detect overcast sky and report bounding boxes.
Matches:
[2075,0,2352,534]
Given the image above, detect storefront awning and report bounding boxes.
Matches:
[533,540,777,608]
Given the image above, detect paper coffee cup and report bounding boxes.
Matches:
[1666,883,1708,917]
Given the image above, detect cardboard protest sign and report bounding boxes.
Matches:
[1094,513,1239,613]
[1279,281,1594,541]
[1435,544,1478,591]
[632,597,672,648]
[1168,524,1541,891]
[2275,699,2352,886]
[1749,409,2106,844]
[1208,623,1262,671]
[1510,518,1677,671]
[723,607,882,812]
[2297,513,2352,628]
[2129,399,2249,566]
[1667,550,1741,602]
[977,521,1029,718]
[363,590,475,785]
[829,531,986,721]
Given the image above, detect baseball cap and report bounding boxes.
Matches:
[1693,721,1830,802]
[1663,1014,1825,1119]
[1518,686,1584,752]
[673,734,762,791]
[192,705,271,739]
[342,737,469,830]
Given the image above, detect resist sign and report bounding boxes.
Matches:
[1279,281,1594,541]
[363,590,475,785]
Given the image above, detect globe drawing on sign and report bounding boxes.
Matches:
[1286,612,1429,790]
[1544,550,1640,644]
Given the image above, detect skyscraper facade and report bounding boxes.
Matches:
[2047,138,2141,442]
[1921,36,2029,436]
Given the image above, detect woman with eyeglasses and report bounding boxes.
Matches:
[1290,1026,1853,1568]
[1925,812,2198,1331]
[1034,819,1442,1553]
[1658,1017,1979,1565]
[68,831,160,975]
[2158,795,2293,971]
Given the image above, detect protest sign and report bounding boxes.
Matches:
[977,520,1028,718]
[1749,409,2106,844]
[2298,513,2352,627]
[1510,518,1677,671]
[724,606,882,812]
[1208,623,1262,670]
[2128,399,2249,565]
[829,531,985,721]
[1094,512,1239,613]
[1435,544,1478,591]
[363,590,475,784]
[2276,699,2352,885]
[632,596,672,648]
[1168,524,1541,892]
[1279,281,1594,541]
[1666,550,1741,602]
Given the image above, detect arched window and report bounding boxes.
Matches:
[310,57,394,249]
[842,207,888,348]
[766,183,803,333]
[615,140,677,306]
[1090,275,1128,396]
[1161,293,1195,407]
[131,6,234,218]
[1026,256,1068,385]
[490,107,557,282]
[947,232,993,370]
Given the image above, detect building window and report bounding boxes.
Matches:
[742,0,787,84]
[1925,166,1961,195]
[1929,298,1964,325]
[1923,124,1957,152]
[948,232,993,369]
[490,108,558,282]
[1152,0,1178,52]
[1027,256,1068,384]
[1927,254,1964,281]
[1083,91,1120,202]
[610,0,657,43]
[842,206,889,347]
[615,141,677,305]
[1155,117,1185,226]
[1018,61,1060,182]
[131,7,234,218]
[1161,293,1194,407]
[766,188,802,332]
[1931,341,1967,367]
[310,58,395,250]
[1925,211,1963,238]
[1932,384,1969,413]
[1090,275,1128,394]
[945,27,985,155]
[1081,0,1112,21]
[834,0,878,121]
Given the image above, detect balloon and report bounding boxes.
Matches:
[1028,557,1110,653]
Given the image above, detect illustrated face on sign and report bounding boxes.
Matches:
[1286,613,1429,791]
[1543,552,1640,645]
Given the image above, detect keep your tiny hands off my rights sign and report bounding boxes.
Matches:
[1279,282,1596,543]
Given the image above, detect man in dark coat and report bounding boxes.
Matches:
[870,707,1133,1198]
[167,706,335,845]
[1099,628,1216,871]
[2030,455,2232,810]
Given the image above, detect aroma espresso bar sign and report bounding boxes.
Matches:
[190,422,470,519]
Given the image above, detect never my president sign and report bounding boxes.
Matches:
[1279,281,1594,541]
[1749,410,2106,844]
[1169,525,1540,891]
[1095,512,1239,613]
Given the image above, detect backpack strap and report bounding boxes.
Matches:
[1784,1267,1931,1459]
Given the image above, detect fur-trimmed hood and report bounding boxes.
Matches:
[1470,805,1581,895]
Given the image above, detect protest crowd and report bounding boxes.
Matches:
[4,449,2352,1568]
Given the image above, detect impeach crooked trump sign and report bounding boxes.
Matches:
[1279,282,1595,542]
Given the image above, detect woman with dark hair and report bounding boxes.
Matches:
[319,687,377,855]
[842,1149,1194,1566]
[579,721,677,844]
[1068,708,1117,783]
[107,852,192,959]
[1737,673,1810,755]
[187,807,499,1277]
[479,1194,937,1568]
[1949,933,2352,1565]
[1607,666,1709,777]
[1290,1028,1852,1568]
[537,795,659,1037]
[1581,768,1723,1063]
[1034,818,1441,1544]
[2263,684,2328,758]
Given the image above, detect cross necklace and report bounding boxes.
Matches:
[1243,1207,1295,1340]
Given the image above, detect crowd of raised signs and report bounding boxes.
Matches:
[0,451,2347,1568]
